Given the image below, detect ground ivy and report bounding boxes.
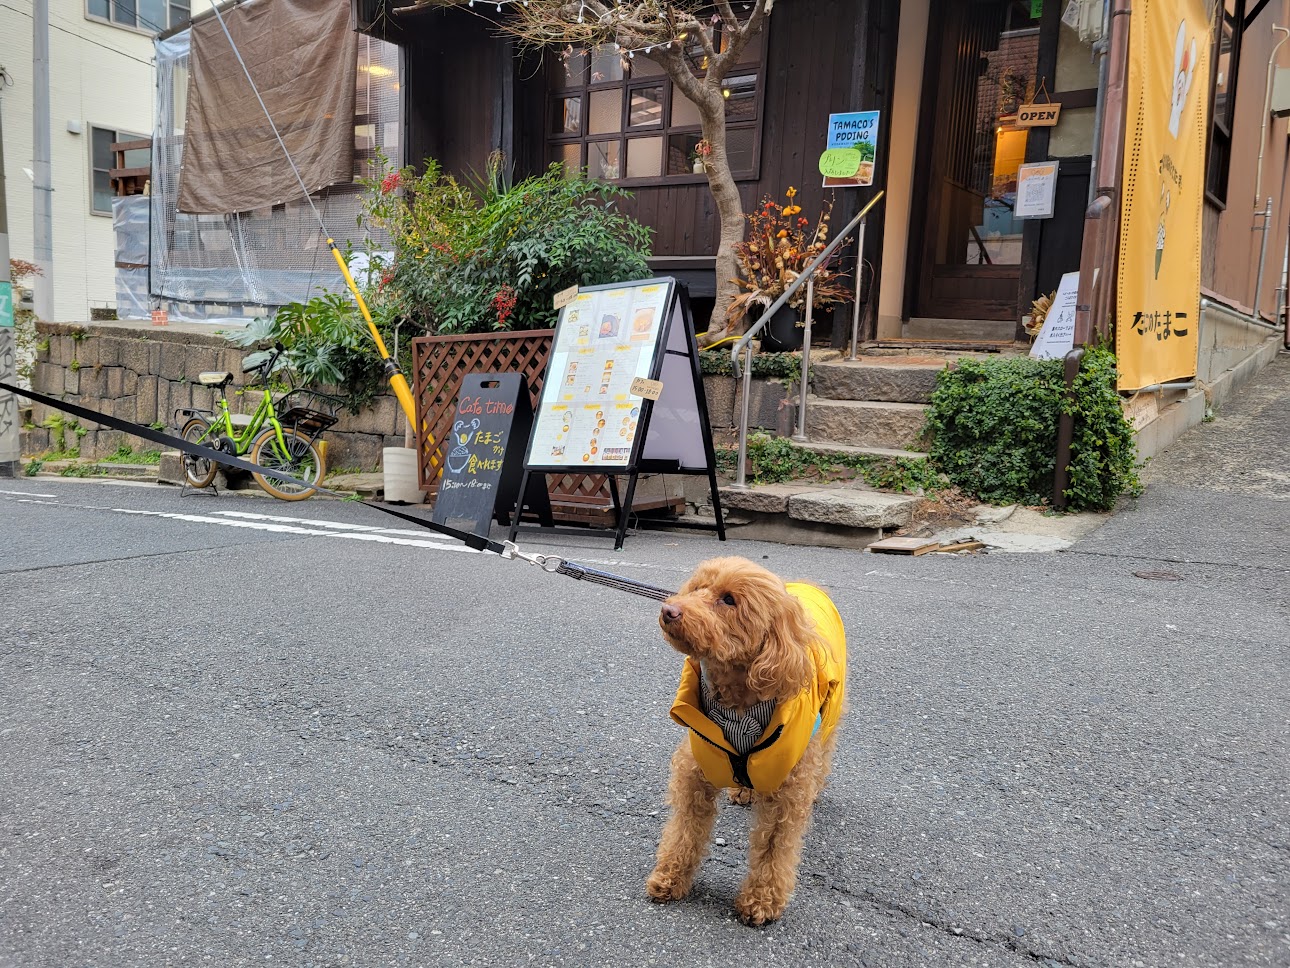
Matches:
[923,347,1141,510]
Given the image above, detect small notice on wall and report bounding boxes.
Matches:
[822,111,880,188]
[1015,161,1060,219]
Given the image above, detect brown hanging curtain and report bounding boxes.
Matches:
[178,0,358,214]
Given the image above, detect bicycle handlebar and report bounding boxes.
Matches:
[244,344,286,386]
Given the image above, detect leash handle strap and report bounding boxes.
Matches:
[555,561,676,602]
[2,380,506,554]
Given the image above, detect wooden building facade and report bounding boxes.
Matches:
[356,0,1108,344]
[361,0,906,328]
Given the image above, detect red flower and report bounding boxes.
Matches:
[492,284,518,326]
[380,171,402,194]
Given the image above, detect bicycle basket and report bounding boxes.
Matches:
[274,389,341,438]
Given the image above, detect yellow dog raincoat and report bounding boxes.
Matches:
[668,583,846,793]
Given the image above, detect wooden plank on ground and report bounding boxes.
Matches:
[867,536,939,555]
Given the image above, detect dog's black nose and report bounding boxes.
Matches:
[661,603,682,624]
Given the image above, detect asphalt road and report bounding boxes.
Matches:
[1,357,1287,968]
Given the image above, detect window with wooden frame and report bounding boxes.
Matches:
[547,25,766,184]
[1206,0,1243,204]
[90,125,146,215]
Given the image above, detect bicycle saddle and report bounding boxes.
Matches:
[197,371,234,387]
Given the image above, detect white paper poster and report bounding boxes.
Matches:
[1029,271,1080,359]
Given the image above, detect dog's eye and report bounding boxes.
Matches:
[720,592,737,607]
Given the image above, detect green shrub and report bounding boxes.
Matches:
[698,350,801,384]
[717,433,944,493]
[364,154,652,334]
[924,348,1140,510]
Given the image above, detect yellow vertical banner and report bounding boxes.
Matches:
[1116,0,1212,390]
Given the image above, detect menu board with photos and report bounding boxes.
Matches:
[514,276,724,551]
[525,279,673,470]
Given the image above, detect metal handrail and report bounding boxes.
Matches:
[729,190,884,489]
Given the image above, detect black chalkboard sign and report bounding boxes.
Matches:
[432,373,551,537]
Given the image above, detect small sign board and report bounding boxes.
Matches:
[1017,102,1062,127]
[1016,161,1060,219]
[431,372,551,537]
[1029,271,1080,359]
[823,111,880,188]
[630,376,663,401]
[553,284,579,311]
[0,283,13,328]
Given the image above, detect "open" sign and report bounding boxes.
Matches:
[1016,103,1062,127]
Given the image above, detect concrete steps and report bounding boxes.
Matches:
[804,398,930,450]
[811,357,947,403]
[801,355,948,453]
[718,482,924,549]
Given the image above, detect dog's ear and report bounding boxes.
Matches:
[747,591,816,700]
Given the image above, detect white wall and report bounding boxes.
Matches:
[0,3,209,322]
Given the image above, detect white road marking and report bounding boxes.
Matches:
[108,507,481,552]
[208,509,467,544]
[4,495,478,553]
[3,493,660,571]
[209,510,389,531]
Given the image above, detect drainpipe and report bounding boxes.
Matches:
[1254,26,1289,211]
[1253,196,1274,320]
[1086,0,1111,208]
[1093,0,1131,331]
[1252,26,1290,320]
[1054,0,1131,510]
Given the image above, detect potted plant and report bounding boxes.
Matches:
[690,138,713,174]
[728,188,852,351]
[998,67,1024,117]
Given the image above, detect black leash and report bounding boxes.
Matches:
[2,381,676,601]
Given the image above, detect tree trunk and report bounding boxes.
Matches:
[655,70,746,346]
[699,109,747,345]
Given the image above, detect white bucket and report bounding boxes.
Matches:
[382,447,426,504]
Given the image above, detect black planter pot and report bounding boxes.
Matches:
[759,303,803,352]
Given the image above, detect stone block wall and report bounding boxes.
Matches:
[22,320,405,470]
[22,320,798,473]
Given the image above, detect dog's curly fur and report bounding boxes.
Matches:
[646,556,843,926]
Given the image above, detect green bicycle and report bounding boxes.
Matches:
[175,343,338,502]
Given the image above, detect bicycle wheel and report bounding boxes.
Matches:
[250,426,324,501]
[180,417,218,489]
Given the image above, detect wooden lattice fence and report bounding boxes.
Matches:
[411,330,626,520]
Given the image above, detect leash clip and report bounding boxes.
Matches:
[501,540,564,573]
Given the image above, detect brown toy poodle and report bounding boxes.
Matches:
[646,556,847,926]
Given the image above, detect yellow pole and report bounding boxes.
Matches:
[329,240,418,427]
[329,241,439,471]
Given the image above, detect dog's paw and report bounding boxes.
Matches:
[726,787,754,806]
[646,866,693,903]
[734,887,786,926]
